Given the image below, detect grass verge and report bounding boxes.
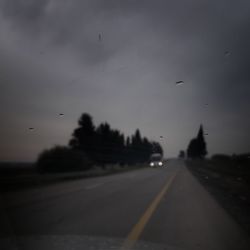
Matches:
[186,159,250,235]
[0,163,147,192]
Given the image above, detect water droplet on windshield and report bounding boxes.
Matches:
[176,81,184,85]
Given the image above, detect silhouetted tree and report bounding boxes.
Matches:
[68,113,163,167]
[179,150,185,158]
[187,124,207,159]
[196,125,207,158]
[125,136,133,165]
[126,136,131,147]
[117,133,125,165]
[124,131,153,165]
[130,129,143,163]
[187,138,198,158]
[109,129,125,164]
[69,113,97,160]
[142,137,153,162]
[95,123,126,166]
[151,142,163,156]
[37,112,164,172]
[95,122,112,166]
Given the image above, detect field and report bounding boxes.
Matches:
[186,157,250,234]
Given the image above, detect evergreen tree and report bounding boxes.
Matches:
[196,125,207,158]
[187,124,207,159]
[69,113,96,160]
[68,113,164,166]
[178,150,185,158]
[131,129,144,163]
[95,122,112,165]
[126,137,131,147]
[151,142,163,155]
[134,129,142,145]
[142,137,152,162]
[125,136,132,165]
[187,138,199,158]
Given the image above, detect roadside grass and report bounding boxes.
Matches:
[0,162,148,192]
[186,159,250,235]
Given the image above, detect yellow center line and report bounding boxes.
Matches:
[121,172,178,250]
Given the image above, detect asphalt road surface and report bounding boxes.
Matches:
[0,159,249,250]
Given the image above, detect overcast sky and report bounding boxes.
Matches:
[0,0,250,161]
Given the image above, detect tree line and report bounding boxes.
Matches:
[37,113,163,172]
[69,113,163,166]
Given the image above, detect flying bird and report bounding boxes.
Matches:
[29,127,34,130]
[224,51,231,56]
[59,113,64,116]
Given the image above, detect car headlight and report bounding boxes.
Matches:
[158,162,163,166]
[150,162,154,167]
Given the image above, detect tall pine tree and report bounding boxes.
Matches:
[187,124,207,159]
[196,125,207,158]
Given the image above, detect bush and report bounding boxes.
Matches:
[232,153,250,164]
[211,154,231,162]
[37,146,92,173]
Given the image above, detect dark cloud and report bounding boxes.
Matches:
[0,0,250,160]
[1,0,50,35]
[0,0,118,64]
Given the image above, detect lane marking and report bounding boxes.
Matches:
[121,172,178,250]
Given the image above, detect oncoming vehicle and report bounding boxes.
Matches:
[149,153,164,167]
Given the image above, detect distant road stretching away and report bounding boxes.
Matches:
[1,160,249,250]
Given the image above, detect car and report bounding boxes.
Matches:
[149,153,164,167]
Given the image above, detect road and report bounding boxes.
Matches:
[0,159,249,250]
